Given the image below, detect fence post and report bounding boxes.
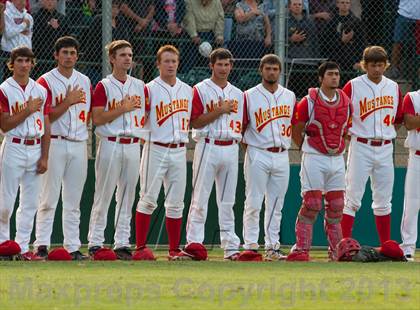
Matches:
[101,0,112,77]
[275,1,286,85]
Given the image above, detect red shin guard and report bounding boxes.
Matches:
[295,220,313,252]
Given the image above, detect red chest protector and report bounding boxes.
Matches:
[305,88,350,155]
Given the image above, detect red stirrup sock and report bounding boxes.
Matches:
[341,214,355,238]
[166,217,182,251]
[135,212,151,249]
[375,214,391,245]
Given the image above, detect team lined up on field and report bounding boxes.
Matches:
[0,35,418,262]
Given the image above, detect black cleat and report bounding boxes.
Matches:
[114,247,133,260]
[35,246,48,259]
[88,246,101,258]
[70,250,89,261]
[0,255,13,261]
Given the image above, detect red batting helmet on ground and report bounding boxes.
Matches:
[0,240,21,256]
[48,247,72,261]
[379,240,404,259]
[184,243,208,261]
[93,248,117,261]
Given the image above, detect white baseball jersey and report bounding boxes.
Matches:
[403,91,420,150]
[38,69,92,141]
[1,1,33,52]
[93,74,146,138]
[343,74,403,140]
[243,84,296,149]
[0,77,49,138]
[143,77,192,143]
[191,79,244,142]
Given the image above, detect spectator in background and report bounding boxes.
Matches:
[120,0,154,34]
[222,0,236,47]
[309,0,335,63]
[322,0,365,70]
[153,0,189,73]
[153,0,185,37]
[2,0,33,50]
[29,0,65,14]
[309,0,335,28]
[33,0,69,61]
[1,0,33,74]
[232,0,272,59]
[183,0,224,71]
[387,0,420,79]
[287,0,319,60]
[264,0,275,39]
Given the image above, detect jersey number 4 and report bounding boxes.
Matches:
[383,114,395,127]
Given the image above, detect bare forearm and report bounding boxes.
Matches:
[120,4,143,23]
[191,109,224,129]
[48,100,72,123]
[0,109,32,132]
[292,124,305,148]
[92,107,126,126]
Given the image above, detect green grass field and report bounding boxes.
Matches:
[0,249,419,310]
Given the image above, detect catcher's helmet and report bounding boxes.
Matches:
[337,238,361,261]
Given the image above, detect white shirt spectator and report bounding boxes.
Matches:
[398,0,420,20]
[1,1,33,52]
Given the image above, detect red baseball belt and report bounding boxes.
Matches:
[107,137,139,144]
[204,138,236,146]
[11,137,41,145]
[356,137,391,147]
[153,142,185,148]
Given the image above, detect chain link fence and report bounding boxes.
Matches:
[0,0,418,166]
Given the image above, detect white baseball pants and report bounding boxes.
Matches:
[186,140,240,257]
[243,146,290,250]
[137,142,186,219]
[0,138,42,253]
[88,138,140,249]
[344,136,394,217]
[34,139,88,253]
[400,150,420,257]
[300,152,346,193]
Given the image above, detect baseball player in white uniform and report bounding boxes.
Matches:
[0,46,50,261]
[184,48,243,260]
[88,40,145,260]
[341,46,403,246]
[33,36,92,261]
[134,45,192,261]
[400,90,420,262]
[287,61,352,261]
[240,54,296,261]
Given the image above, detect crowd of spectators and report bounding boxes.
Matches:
[0,0,417,86]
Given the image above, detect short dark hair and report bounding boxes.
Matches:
[209,48,233,65]
[7,46,35,70]
[318,61,340,78]
[259,54,282,71]
[54,36,80,54]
